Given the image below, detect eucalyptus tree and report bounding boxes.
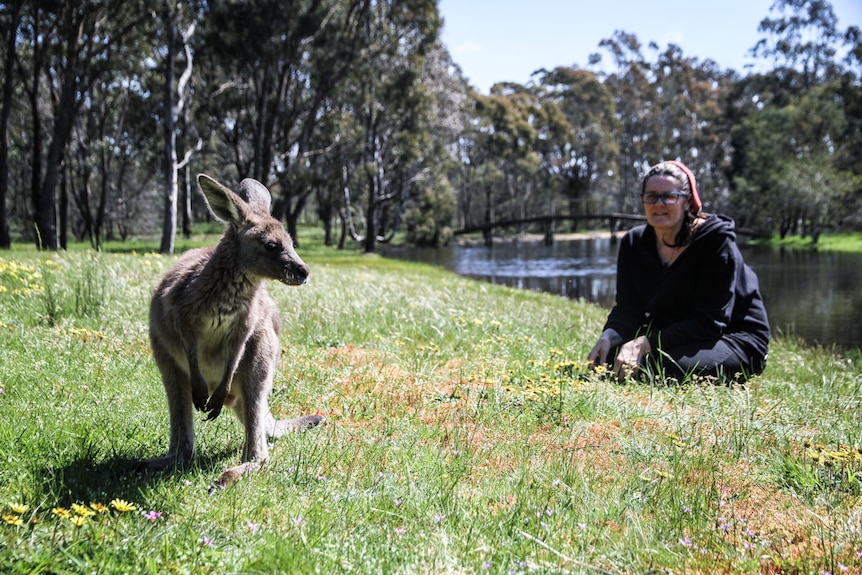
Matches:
[597,31,657,213]
[727,0,861,237]
[729,78,858,237]
[650,45,736,211]
[68,75,135,248]
[195,0,373,246]
[16,0,151,249]
[460,81,542,241]
[401,44,463,247]
[12,1,51,247]
[307,101,358,247]
[65,44,169,247]
[752,0,846,91]
[337,0,441,253]
[454,92,495,232]
[535,66,619,222]
[0,0,23,248]
[158,0,202,254]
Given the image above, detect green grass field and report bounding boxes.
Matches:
[750,231,862,252]
[1,239,860,574]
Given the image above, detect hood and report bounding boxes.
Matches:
[693,213,736,244]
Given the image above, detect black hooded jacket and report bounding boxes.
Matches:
[604,214,770,363]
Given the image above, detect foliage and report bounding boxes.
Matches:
[0,0,860,251]
[1,244,861,573]
[403,175,456,246]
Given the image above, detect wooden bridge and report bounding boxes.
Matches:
[453,213,648,245]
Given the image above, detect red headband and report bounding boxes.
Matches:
[665,160,702,215]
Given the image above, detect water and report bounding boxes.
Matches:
[382,236,862,351]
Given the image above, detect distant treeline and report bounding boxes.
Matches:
[0,0,859,252]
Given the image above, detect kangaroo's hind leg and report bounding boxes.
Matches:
[211,330,321,490]
[141,340,196,470]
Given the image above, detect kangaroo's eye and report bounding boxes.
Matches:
[263,241,280,252]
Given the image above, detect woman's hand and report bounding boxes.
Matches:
[613,336,651,382]
[587,336,612,366]
[588,329,624,368]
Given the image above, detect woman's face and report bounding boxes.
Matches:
[642,174,688,235]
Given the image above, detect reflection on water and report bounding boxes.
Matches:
[451,237,618,307]
[744,248,862,351]
[382,236,862,351]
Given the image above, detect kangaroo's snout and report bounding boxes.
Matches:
[282,258,309,286]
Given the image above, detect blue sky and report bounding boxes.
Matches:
[438,0,862,93]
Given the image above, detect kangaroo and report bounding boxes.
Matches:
[143,174,320,488]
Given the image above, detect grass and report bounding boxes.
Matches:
[1,238,861,574]
[750,231,862,253]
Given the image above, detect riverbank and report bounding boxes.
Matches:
[456,229,862,253]
[1,248,860,573]
[454,230,616,246]
[750,231,862,252]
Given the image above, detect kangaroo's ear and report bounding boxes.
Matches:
[197,174,248,225]
[238,178,273,214]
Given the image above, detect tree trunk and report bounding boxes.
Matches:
[37,102,76,250]
[95,154,108,250]
[338,209,347,250]
[0,0,22,249]
[285,193,306,248]
[160,6,197,253]
[363,169,377,253]
[159,7,178,255]
[35,9,84,251]
[181,114,193,238]
[182,163,193,238]
[59,172,68,250]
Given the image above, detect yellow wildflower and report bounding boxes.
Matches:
[110,498,137,513]
[69,515,87,528]
[2,514,22,526]
[71,503,96,517]
[9,503,29,515]
[52,507,71,519]
[89,502,109,514]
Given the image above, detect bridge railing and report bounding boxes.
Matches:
[454,214,762,245]
[453,213,647,244]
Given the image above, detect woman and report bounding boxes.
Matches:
[587,160,770,383]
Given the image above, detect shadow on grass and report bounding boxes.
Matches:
[39,448,238,505]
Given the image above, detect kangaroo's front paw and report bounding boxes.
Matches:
[204,383,229,420]
[191,377,209,412]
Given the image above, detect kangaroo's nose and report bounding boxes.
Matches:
[283,261,309,286]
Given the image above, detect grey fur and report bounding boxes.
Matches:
[142,174,320,487]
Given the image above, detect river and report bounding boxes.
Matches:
[382,235,862,351]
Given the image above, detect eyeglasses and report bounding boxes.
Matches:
[641,192,689,205]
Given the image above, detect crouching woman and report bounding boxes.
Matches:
[587,160,770,383]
